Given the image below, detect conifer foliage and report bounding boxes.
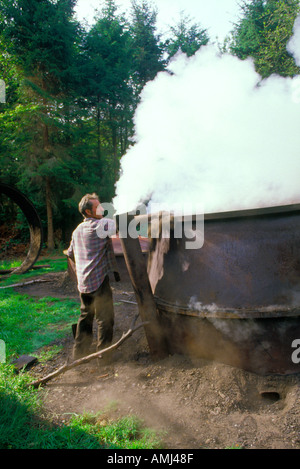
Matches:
[0,0,299,249]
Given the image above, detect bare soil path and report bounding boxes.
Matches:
[16,272,300,450]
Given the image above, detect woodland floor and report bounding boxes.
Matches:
[11,270,300,450]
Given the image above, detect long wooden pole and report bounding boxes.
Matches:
[28,318,147,388]
[117,213,168,360]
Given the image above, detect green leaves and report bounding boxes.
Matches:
[228,0,300,78]
[130,0,165,87]
[164,13,209,60]
[0,0,80,92]
[2,0,298,251]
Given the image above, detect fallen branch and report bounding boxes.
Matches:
[0,279,51,289]
[119,299,137,305]
[28,316,148,389]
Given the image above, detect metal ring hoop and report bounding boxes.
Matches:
[0,182,43,274]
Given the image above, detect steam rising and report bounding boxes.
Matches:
[114,17,300,215]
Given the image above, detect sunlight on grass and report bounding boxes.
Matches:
[0,259,165,450]
[0,257,68,286]
[0,365,164,449]
[0,259,22,269]
[0,258,75,359]
[36,345,63,364]
[0,289,78,359]
[65,412,164,449]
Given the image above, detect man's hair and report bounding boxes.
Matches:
[78,193,99,217]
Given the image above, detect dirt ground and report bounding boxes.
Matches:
[14,270,300,450]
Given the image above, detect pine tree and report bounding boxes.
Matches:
[79,0,134,187]
[228,0,300,78]
[0,0,81,249]
[164,13,209,61]
[129,0,165,90]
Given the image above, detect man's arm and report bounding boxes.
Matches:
[66,237,75,261]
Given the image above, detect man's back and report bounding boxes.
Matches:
[68,218,117,293]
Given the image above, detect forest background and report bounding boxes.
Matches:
[0,0,299,252]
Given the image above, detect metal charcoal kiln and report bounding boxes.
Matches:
[119,205,300,375]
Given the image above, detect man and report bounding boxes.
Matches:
[67,193,120,360]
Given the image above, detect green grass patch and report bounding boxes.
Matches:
[0,257,68,287]
[37,344,63,364]
[0,289,78,360]
[0,257,75,359]
[0,271,164,450]
[0,259,22,270]
[0,365,163,449]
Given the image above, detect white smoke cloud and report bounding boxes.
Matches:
[114,17,300,215]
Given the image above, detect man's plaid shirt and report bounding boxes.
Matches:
[67,218,118,293]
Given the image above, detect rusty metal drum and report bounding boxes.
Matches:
[145,205,300,375]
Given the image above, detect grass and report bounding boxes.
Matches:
[0,257,164,450]
[0,259,22,270]
[0,364,163,449]
[0,256,68,287]
[0,289,79,359]
[0,256,74,359]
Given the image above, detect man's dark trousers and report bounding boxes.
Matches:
[73,276,114,359]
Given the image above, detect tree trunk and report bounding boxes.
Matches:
[46,176,55,251]
[42,110,55,252]
[96,98,102,162]
[112,124,118,183]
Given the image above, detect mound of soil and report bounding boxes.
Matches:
[14,271,300,449]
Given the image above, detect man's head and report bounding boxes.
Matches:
[79,193,104,219]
